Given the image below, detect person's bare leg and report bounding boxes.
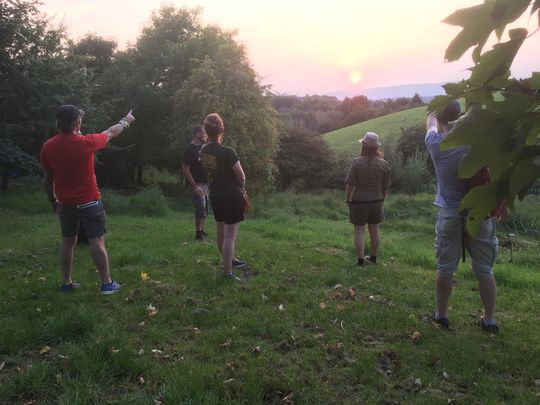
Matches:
[435,272,454,318]
[222,223,239,275]
[367,223,380,257]
[354,225,365,259]
[216,221,225,254]
[477,273,497,322]
[195,217,204,232]
[88,236,112,284]
[60,236,77,285]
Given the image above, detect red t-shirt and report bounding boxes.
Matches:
[40,132,108,205]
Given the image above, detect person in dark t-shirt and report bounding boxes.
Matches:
[201,113,247,281]
[182,125,209,240]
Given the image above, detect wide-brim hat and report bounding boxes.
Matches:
[359,131,381,147]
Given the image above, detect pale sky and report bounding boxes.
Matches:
[40,0,540,95]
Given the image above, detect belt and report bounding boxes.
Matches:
[76,200,100,209]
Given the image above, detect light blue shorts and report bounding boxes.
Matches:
[435,208,498,275]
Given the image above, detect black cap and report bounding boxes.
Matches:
[438,100,461,124]
[56,104,83,126]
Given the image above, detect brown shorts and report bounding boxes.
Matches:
[349,200,384,225]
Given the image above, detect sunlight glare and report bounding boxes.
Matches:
[350,71,363,84]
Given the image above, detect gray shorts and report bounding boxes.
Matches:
[435,208,498,275]
[58,200,105,239]
[192,183,209,218]
[349,200,384,225]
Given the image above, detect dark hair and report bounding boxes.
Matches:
[192,125,204,137]
[56,104,83,133]
[203,113,224,138]
[361,145,382,159]
[437,100,461,125]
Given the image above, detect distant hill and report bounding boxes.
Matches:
[326,83,444,101]
[322,106,427,155]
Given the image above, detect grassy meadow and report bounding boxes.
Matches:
[0,184,539,404]
[322,106,428,155]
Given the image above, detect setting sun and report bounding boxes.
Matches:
[350,71,363,84]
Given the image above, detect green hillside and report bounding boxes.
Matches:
[322,106,427,155]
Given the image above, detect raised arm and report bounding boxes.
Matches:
[426,112,438,133]
[104,110,136,142]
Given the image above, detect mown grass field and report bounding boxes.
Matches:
[1,185,539,404]
[322,106,427,155]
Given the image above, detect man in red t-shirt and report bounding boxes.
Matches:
[40,104,135,294]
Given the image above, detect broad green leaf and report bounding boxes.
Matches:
[427,95,453,115]
[469,29,527,86]
[486,91,531,118]
[460,182,498,236]
[491,0,531,24]
[508,157,540,196]
[443,3,495,62]
[443,81,468,99]
[526,118,540,144]
[441,108,515,177]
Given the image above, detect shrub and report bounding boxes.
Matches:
[385,145,435,195]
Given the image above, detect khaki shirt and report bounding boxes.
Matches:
[345,156,391,201]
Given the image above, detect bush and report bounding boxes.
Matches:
[102,187,169,217]
[385,143,435,195]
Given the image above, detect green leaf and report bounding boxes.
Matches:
[508,157,540,196]
[443,3,495,62]
[427,95,453,115]
[460,182,498,236]
[441,108,515,178]
[469,29,527,86]
[527,118,540,144]
[443,81,468,99]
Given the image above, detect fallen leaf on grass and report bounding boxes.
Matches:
[415,378,422,387]
[443,371,449,379]
[138,349,144,356]
[336,304,345,312]
[139,375,146,385]
[38,277,46,282]
[108,347,120,354]
[348,288,357,299]
[57,354,69,359]
[224,378,235,384]
[534,379,540,386]
[0,361,5,371]
[39,346,51,354]
[261,293,268,303]
[141,272,150,282]
[226,361,238,373]
[282,391,294,403]
[151,349,162,355]
[278,304,284,311]
[138,321,146,327]
[319,302,327,309]
[221,338,232,350]
[411,331,422,344]
[146,304,158,317]
[252,346,261,354]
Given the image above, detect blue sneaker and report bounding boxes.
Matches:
[100,280,121,295]
[232,258,247,268]
[59,280,81,292]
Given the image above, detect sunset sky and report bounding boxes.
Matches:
[40,0,540,95]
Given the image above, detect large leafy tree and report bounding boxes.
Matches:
[429,0,540,234]
[0,0,90,189]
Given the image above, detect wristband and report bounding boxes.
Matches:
[119,118,130,128]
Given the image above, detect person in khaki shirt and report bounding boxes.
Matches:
[345,132,391,266]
